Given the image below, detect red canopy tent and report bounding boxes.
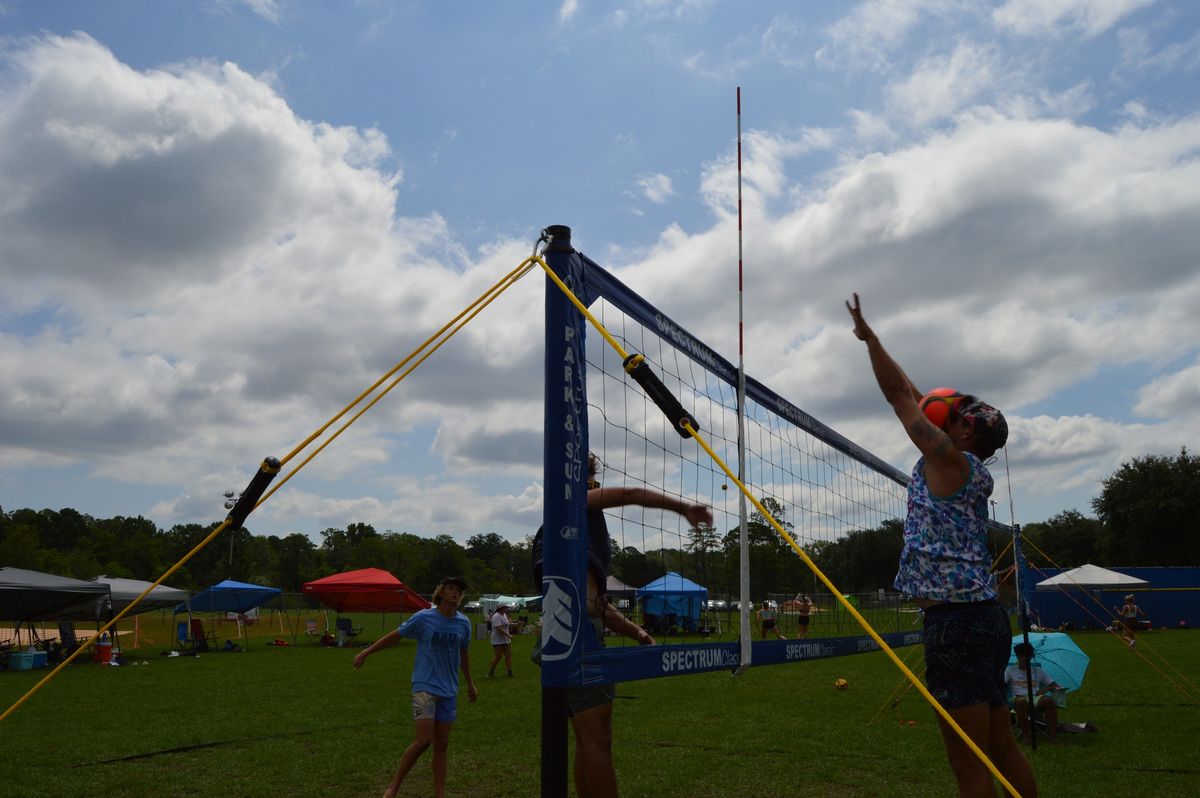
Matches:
[302,568,431,613]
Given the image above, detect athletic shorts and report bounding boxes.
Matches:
[922,599,1010,709]
[412,691,457,723]
[567,683,617,716]
[797,616,810,627]
[762,619,776,631]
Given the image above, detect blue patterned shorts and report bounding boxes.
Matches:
[922,599,1010,709]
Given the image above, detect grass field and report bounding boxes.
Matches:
[1,614,1197,797]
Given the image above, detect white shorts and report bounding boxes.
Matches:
[412,690,457,723]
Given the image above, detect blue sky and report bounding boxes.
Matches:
[2,0,1199,545]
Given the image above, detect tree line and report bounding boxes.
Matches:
[1,449,1195,598]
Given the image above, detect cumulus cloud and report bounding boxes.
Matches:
[4,22,1200,544]
[601,105,1200,525]
[1134,359,1200,419]
[0,33,547,539]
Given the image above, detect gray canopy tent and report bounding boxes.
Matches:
[0,567,112,647]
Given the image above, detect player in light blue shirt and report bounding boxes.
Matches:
[354,576,478,798]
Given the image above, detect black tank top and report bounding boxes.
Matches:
[532,508,610,587]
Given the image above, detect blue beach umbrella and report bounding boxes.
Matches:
[1008,632,1090,693]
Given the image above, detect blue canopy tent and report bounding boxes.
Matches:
[176,579,281,647]
[636,572,707,633]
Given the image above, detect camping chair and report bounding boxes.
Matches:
[304,620,321,642]
[57,622,84,659]
[175,621,195,653]
[1008,682,1068,744]
[335,617,363,646]
[190,619,218,653]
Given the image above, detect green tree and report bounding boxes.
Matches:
[0,520,43,570]
[1092,448,1200,566]
[685,523,720,587]
[1021,510,1106,568]
[270,533,320,592]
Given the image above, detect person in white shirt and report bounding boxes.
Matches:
[1004,643,1062,743]
[487,604,514,677]
[1117,594,1145,648]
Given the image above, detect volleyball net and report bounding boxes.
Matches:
[539,228,921,691]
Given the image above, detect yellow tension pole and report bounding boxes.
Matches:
[534,255,1024,798]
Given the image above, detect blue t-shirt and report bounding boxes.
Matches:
[398,608,472,697]
[895,452,997,603]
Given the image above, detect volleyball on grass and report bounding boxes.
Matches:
[919,387,967,430]
[835,678,849,690]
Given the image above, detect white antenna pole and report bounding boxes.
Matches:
[736,87,752,671]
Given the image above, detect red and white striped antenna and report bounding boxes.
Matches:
[736,86,751,670]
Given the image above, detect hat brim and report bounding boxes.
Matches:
[440,577,469,590]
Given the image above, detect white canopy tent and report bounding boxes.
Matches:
[480,595,542,615]
[605,575,635,594]
[1035,564,1151,591]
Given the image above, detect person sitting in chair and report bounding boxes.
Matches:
[1004,643,1062,743]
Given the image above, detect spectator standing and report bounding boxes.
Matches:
[488,604,514,677]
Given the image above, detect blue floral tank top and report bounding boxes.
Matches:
[894,452,997,603]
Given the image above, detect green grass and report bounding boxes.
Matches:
[2,619,1197,797]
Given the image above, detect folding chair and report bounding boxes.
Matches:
[335,617,363,646]
[190,619,218,653]
[57,622,84,659]
[175,621,195,653]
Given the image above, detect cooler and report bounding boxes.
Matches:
[93,640,113,664]
[9,652,34,671]
[32,650,48,668]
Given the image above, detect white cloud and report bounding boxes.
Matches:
[1120,26,1200,74]
[817,0,957,71]
[606,107,1200,526]
[558,0,580,24]
[0,34,550,539]
[5,14,1200,543]
[886,41,998,126]
[993,0,1155,38]
[636,172,675,204]
[849,109,898,146]
[1134,359,1200,418]
[234,0,282,24]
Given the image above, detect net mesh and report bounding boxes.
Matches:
[586,292,911,644]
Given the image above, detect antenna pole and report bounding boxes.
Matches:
[736,86,751,670]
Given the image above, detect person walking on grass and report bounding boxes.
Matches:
[354,576,478,798]
[847,294,1036,798]
[487,603,514,677]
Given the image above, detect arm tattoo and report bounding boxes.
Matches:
[907,418,952,456]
